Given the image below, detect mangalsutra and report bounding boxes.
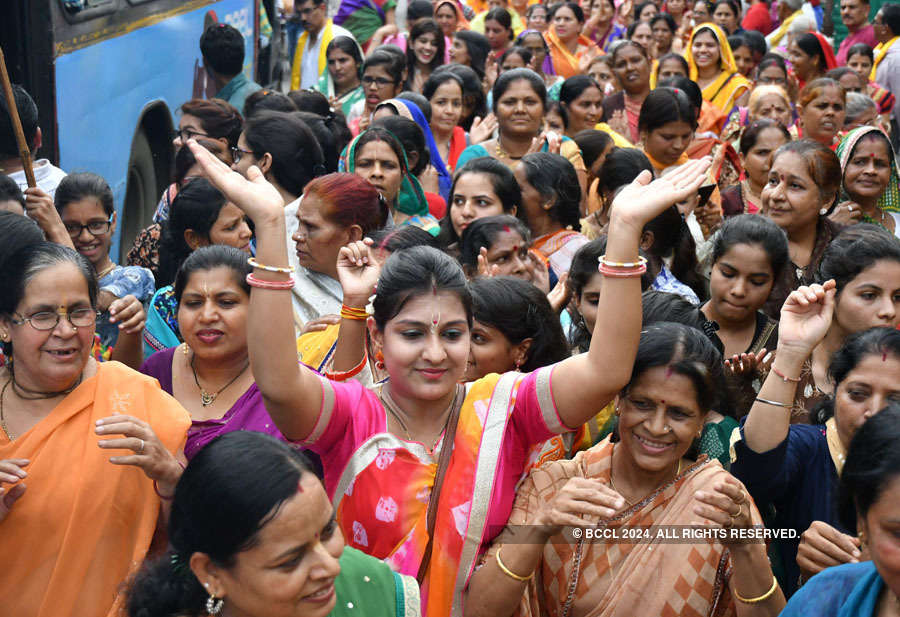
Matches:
[190,354,250,407]
[494,137,523,161]
[609,444,683,507]
[1,379,13,441]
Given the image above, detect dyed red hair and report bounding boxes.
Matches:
[304,172,388,233]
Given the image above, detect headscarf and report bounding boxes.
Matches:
[515,29,557,75]
[836,126,900,214]
[685,23,751,113]
[435,0,470,31]
[807,31,838,73]
[685,23,739,80]
[376,98,453,201]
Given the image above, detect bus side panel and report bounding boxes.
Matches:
[54,0,256,258]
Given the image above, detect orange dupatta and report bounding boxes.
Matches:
[0,362,190,617]
[545,28,600,79]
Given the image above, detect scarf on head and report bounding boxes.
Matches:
[810,31,838,72]
[685,23,751,113]
[516,29,557,75]
[545,27,598,79]
[435,0,470,31]
[835,125,900,214]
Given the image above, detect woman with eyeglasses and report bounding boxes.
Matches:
[350,50,405,135]
[54,173,151,366]
[0,241,190,617]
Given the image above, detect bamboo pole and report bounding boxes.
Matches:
[0,47,36,188]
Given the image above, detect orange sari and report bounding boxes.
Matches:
[545,28,600,79]
[0,361,190,617]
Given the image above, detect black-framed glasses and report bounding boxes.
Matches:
[11,308,99,331]
[64,217,113,238]
[231,146,256,164]
[174,127,212,142]
[361,76,396,88]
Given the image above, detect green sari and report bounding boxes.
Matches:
[331,547,419,617]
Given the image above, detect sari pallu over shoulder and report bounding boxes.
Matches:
[0,361,190,617]
[510,437,765,617]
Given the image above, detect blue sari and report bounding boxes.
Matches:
[780,561,881,617]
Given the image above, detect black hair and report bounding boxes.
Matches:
[826,66,863,85]
[353,126,409,175]
[173,143,199,188]
[454,31,491,79]
[626,19,653,40]
[54,172,115,217]
[174,245,252,305]
[178,99,244,148]
[651,13,677,32]
[199,23,245,77]
[327,35,364,77]
[0,242,99,357]
[657,76,703,115]
[486,8,516,40]
[423,71,465,101]
[817,224,900,295]
[519,152,582,231]
[125,432,317,617]
[286,100,351,167]
[597,147,654,197]
[644,205,707,301]
[794,32,830,75]
[243,89,297,118]
[436,64,487,129]
[362,48,407,84]
[293,111,340,174]
[559,75,603,108]
[727,33,750,53]
[0,84,39,157]
[367,225,442,252]
[755,53,789,80]
[372,115,430,176]
[287,89,330,116]
[397,92,432,122]
[0,211,48,357]
[459,214,531,272]
[738,118,791,156]
[469,276,570,371]
[573,130,614,170]
[712,214,790,280]
[372,246,472,329]
[499,46,533,68]
[611,39,651,64]
[882,3,900,36]
[743,30,768,58]
[637,86,698,134]
[846,42,874,63]
[492,68,547,114]
[0,174,25,210]
[158,178,229,286]
[657,52,690,77]
[408,0,435,20]
[550,1,586,22]
[546,100,569,129]
[526,2,549,17]
[243,110,326,197]
[406,19,447,90]
[632,1,655,19]
[713,0,740,19]
[812,327,900,425]
[838,402,900,533]
[442,156,524,245]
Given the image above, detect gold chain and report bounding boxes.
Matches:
[608,444,683,506]
[0,379,13,441]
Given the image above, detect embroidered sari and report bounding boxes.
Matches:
[507,437,764,617]
[301,368,570,617]
[686,24,752,115]
[544,28,600,80]
[0,361,190,617]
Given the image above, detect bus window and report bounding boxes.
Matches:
[60,0,117,22]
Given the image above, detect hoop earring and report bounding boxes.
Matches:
[206,595,224,615]
[375,350,385,370]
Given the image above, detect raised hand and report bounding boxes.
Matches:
[777,281,836,357]
[525,250,551,294]
[24,187,73,248]
[108,295,146,334]
[469,113,498,144]
[610,157,712,231]
[96,415,182,495]
[547,272,571,313]
[188,140,285,223]
[724,349,772,377]
[337,239,382,305]
[476,247,501,278]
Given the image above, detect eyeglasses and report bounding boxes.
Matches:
[231,146,256,164]
[757,75,787,85]
[11,308,99,331]
[361,76,396,88]
[174,127,212,142]
[64,217,113,238]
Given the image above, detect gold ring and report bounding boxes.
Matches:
[729,503,743,520]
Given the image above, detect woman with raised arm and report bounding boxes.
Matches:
[188,139,710,617]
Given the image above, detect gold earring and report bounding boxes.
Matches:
[181,342,190,356]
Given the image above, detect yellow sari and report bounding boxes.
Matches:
[685,23,751,114]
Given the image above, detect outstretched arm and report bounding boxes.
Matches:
[548,159,711,429]
[188,141,324,441]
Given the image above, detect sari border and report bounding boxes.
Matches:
[535,366,567,434]
[451,371,520,617]
[394,571,422,617]
[302,375,336,446]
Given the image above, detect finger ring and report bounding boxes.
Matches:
[848,205,854,212]
[138,439,145,454]
[730,503,743,520]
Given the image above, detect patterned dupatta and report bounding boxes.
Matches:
[514,438,762,617]
[332,372,523,617]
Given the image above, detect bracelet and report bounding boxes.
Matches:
[340,304,369,321]
[495,546,533,582]
[755,397,792,408]
[771,366,801,383]
[597,263,648,278]
[246,273,295,290]
[734,575,779,604]
[154,479,175,501]
[247,257,295,273]
[325,354,368,381]
[598,255,648,269]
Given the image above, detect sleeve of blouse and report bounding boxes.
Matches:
[730,424,816,505]
[560,139,587,172]
[510,366,575,447]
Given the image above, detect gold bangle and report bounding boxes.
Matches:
[247,257,295,274]
[734,575,779,604]
[495,546,533,583]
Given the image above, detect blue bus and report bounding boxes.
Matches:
[2,0,258,259]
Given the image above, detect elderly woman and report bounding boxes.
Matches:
[832,126,900,236]
[794,78,846,150]
[0,243,189,617]
[465,323,785,617]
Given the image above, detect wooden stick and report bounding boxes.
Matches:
[0,47,36,188]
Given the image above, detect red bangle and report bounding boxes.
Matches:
[246,272,295,290]
[597,263,648,278]
[771,366,801,383]
[325,354,368,381]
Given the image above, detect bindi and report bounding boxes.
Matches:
[430,283,441,334]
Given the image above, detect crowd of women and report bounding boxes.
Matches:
[2,0,900,615]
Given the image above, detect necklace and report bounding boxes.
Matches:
[190,354,250,407]
[10,365,83,400]
[740,179,761,213]
[494,137,523,161]
[609,444,683,506]
[95,262,116,280]
[1,379,13,441]
[380,384,461,453]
